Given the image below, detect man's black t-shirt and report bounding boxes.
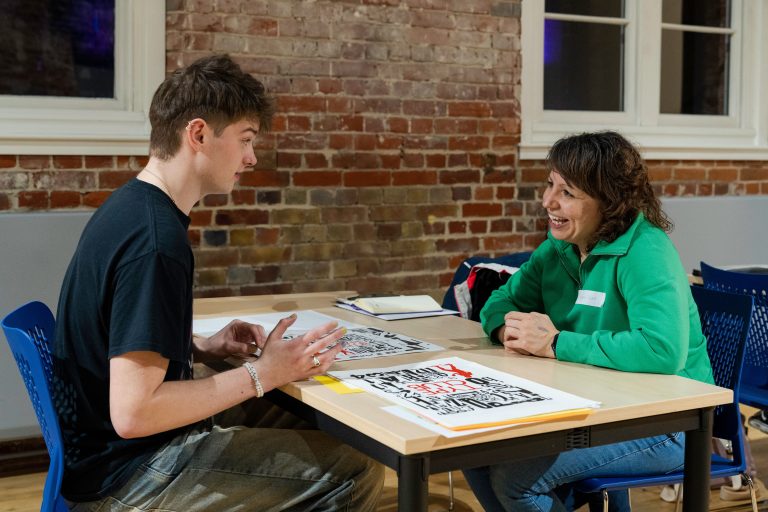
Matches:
[54,179,195,501]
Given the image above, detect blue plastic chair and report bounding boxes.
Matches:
[573,286,757,512]
[2,301,69,512]
[700,261,768,410]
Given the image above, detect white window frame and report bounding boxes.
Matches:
[520,0,768,160]
[0,1,165,155]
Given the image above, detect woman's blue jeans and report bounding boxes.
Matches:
[463,432,684,511]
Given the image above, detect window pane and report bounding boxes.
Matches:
[544,20,624,111]
[545,0,624,18]
[0,0,115,98]
[662,0,730,28]
[660,30,729,115]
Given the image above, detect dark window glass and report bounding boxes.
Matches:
[545,0,623,18]
[660,30,729,115]
[662,0,730,27]
[544,20,624,111]
[0,0,115,98]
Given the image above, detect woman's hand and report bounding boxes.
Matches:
[252,314,346,393]
[501,311,559,358]
[194,320,267,361]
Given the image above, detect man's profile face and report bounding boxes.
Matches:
[200,119,260,195]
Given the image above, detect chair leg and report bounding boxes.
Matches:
[743,473,759,512]
[627,488,633,511]
[447,471,455,512]
[602,489,609,512]
[674,484,683,512]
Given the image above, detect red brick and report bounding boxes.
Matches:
[18,190,48,208]
[239,170,289,187]
[50,191,81,208]
[463,203,502,216]
[286,116,311,131]
[485,234,525,251]
[439,170,480,184]
[99,170,136,189]
[388,118,408,133]
[83,191,111,208]
[304,153,329,168]
[647,167,673,181]
[231,190,256,205]
[0,156,17,168]
[469,220,488,233]
[343,171,391,187]
[411,118,433,134]
[0,193,10,209]
[448,221,466,234]
[497,186,516,199]
[318,78,342,94]
[392,171,437,186]
[278,96,326,113]
[203,194,228,207]
[19,156,51,169]
[448,102,492,117]
[449,136,489,151]
[85,156,114,168]
[355,134,377,151]
[708,168,738,181]
[189,210,213,226]
[491,218,514,232]
[672,167,706,181]
[329,134,354,150]
[426,154,446,168]
[52,156,84,169]
[741,168,768,180]
[402,154,425,168]
[294,171,342,187]
[474,186,493,200]
[276,152,302,167]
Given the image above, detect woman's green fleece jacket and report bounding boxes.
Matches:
[480,213,714,384]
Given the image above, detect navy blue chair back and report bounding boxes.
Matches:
[2,301,68,511]
[701,261,768,408]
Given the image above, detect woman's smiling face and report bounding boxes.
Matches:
[542,170,603,256]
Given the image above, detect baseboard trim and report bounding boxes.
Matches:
[0,437,49,477]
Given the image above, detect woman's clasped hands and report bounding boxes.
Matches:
[500,311,559,358]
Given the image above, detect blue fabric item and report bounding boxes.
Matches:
[441,252,532,312]
[2,301,69,511]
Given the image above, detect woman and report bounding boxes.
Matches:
[464,131,714,511]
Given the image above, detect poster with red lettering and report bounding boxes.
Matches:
[329,357,600,430]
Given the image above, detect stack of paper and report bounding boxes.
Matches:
[335,295,458,320]
[329,356,600,431]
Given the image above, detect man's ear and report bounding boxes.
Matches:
[184,118,206,149]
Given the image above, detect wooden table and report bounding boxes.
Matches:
[195,292,732,511]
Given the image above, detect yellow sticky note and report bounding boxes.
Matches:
[314,375,364,394]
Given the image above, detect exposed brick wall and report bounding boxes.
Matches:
[2,0,767,300]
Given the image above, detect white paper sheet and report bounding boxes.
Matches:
[334,302,458,320]
[193,310,444,361]
[192,310,362,337]
[381,405,513,438]
[329,356,600,430]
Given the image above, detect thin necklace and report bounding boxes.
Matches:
[142,168,176,206]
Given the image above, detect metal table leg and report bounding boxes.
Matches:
[682,407,714,512]
[398,455,429,511]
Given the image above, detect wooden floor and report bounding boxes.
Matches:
[3,407,768,511]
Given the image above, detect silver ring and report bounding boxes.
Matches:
[312,355,321,368]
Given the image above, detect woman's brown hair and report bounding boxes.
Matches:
[546,131,672,249]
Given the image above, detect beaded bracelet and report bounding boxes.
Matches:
[243,361,264,398]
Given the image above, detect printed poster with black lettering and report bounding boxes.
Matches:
[329,356,601,430]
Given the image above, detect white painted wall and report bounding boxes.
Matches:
[0,212,91,440]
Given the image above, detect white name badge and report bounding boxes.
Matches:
[576,290,606,308]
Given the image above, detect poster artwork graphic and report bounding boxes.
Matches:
[349,361,550,416]
[284,326,444,361]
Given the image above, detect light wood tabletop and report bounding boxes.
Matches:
[194,292,732,511]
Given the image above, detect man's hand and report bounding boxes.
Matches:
[252,314,346,392]
[500,311,559,358]
[194,320,267,361]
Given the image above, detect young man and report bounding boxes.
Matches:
[54,54,383,511]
